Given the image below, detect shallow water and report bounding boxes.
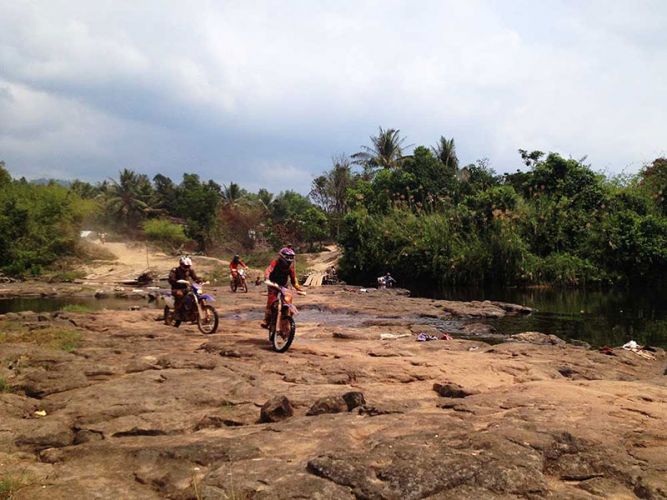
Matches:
[2,286,665,348]
[421,286,667,348]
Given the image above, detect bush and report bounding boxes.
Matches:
[533,253,601,286]
[0,179,89,276]
[143,219,188,251]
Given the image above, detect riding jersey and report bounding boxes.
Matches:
[229,259,247,271]
[168,266,200,288]
[264,259,297,288]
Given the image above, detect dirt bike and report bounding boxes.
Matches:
[265,280,306,353]
[230,268,248,293]
[164,280,219,334]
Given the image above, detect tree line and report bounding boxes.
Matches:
[321,128,666,288]
[1,127,666,288]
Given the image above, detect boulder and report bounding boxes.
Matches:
[432,382,478,398]
[260,396,294,423]
[509,332,565,345]
[307,396,348,416]
[342,391,366,411]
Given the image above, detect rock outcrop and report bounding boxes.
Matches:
[0,285,665,499]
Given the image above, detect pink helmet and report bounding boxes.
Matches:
[279,247,295,262]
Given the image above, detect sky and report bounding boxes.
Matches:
[1,0,666,193]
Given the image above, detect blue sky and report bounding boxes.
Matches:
[1,0,665,193]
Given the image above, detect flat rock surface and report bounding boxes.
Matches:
[1,285,665,499]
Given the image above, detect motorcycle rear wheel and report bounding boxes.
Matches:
[197,304,219,334]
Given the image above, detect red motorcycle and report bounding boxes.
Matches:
[230,268,248,293]
[265,280,306,352]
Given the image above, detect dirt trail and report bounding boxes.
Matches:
[82,241,340,285]
[81,241,230,283]
[302,244,340,273]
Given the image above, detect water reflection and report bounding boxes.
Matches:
[420,286,667,348]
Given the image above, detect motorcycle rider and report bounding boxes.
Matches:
[229,254,249,284]
[169,256,201,319]
[261,247,302,329]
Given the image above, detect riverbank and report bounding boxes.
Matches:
[1,286,666,498]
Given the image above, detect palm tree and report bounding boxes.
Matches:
[221,182,245,208]
[105,169,151,228]
[256,188,274,213]
[352,127,409,174]
[432,136,459,174]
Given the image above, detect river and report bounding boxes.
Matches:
[419,285,667,349]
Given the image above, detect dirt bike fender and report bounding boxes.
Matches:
[199,294,215,301]
[286,303,298,315]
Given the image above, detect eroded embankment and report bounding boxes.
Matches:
[1,286,666,499]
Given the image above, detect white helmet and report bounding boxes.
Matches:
[179,256,192,267]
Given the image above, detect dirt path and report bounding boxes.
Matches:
[81,241,231,283]
[82,241,340,285]
[302,244,340,273]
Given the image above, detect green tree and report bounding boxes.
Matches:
[310,155,356,236]
[0,161,12,187]
[352,127,409,175]
[222,182,247,208]
[174,174,221,251]
[639,157,667,215]
[105,169,153,229]
[431,136,459,174]
[153,174,178,214]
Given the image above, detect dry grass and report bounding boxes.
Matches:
[0,473,30,499]
[0,321,83,352]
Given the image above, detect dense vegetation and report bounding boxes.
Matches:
[0,161,328,277]
[0,162,93,275]
[1,129,665,289]
[330,131,667,288]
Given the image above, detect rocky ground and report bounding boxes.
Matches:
[1,286,666,499]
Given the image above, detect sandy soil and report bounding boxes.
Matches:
[80,241,233,283]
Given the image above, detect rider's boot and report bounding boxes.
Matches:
[260,306,271,329]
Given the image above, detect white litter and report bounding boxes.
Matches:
[380,333,411,340]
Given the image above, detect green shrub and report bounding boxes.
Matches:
[534,253,601,286]
[61,304,94,313]
[0,376,13,393]
[143,219,188,250]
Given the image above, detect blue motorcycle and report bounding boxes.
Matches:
[164,280,219,334]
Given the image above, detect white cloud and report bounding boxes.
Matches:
[0,0,665,190]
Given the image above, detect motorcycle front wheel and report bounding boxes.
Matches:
[242,279,248,293]
[197,304,219,334]
[270,315,295,353]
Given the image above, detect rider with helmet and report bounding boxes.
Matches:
[168,256,201,319]
[261,247,302,328]
[229,254,249,277]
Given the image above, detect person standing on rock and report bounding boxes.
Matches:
[261,247,303,329]
[168,256,201,319]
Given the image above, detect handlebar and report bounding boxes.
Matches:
[265,280,307,296]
